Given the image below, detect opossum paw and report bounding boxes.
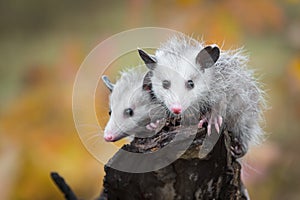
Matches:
[198,117,207,128]
[230,138,248,158]
[146,124,152,130]
[207,115,223,136]
[146,120,160,131]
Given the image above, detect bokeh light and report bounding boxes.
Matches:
[0,1,300,199]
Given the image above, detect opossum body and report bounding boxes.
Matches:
[139,35,265,156]
[102,68,166,142]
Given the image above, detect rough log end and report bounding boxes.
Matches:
[101,125,250,200]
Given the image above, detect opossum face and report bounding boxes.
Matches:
[102,72,154,142]
[104,95,149,142]
[150,61,212,115]
[138,45,220,116]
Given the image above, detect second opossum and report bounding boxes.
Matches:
[102,67,167,142]
[138,35,266,156]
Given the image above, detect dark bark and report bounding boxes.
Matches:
[50,124,249,200]
[100,126,250,200]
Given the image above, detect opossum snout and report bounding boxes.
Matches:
[104,131,114,142]
[104,130,127,142]
[170,103,182,114]
[104,135,113,142]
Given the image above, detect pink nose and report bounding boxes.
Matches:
[170,104,182,114]
[104,132,114,142]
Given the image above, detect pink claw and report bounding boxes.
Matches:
[150,122,157,129]
[198,117,207,128]
[207,117,212,136]
[207,125,212,136]
[146,124,152,130]
[146,120,161,131]
[216,115,223,134]
[205,115,223,136]
[214,117,220,133]
[198,120,204,128]
[218,116,223,127]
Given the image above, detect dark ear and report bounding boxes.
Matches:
[196,45,220,71]
[138,48,157,70]
[142,71,153,92]
[102,75,114,92]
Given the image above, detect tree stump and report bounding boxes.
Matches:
[99,125,249,200]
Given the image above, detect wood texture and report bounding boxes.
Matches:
[100,126,249,200]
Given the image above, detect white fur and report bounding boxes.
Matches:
[104,67,166,140]
[149,35,266,148]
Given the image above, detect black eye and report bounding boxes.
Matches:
[124,108,134,117]
[108,109,112,116]
[186,80,194,89]
[162,80,171,89]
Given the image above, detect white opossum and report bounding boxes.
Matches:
[102,68,167,142]
[138,35,266,156]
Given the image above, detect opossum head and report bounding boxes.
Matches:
[138,44,220,116]
[102,69,154,142]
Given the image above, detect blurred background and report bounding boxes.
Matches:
[0,0,300,199]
